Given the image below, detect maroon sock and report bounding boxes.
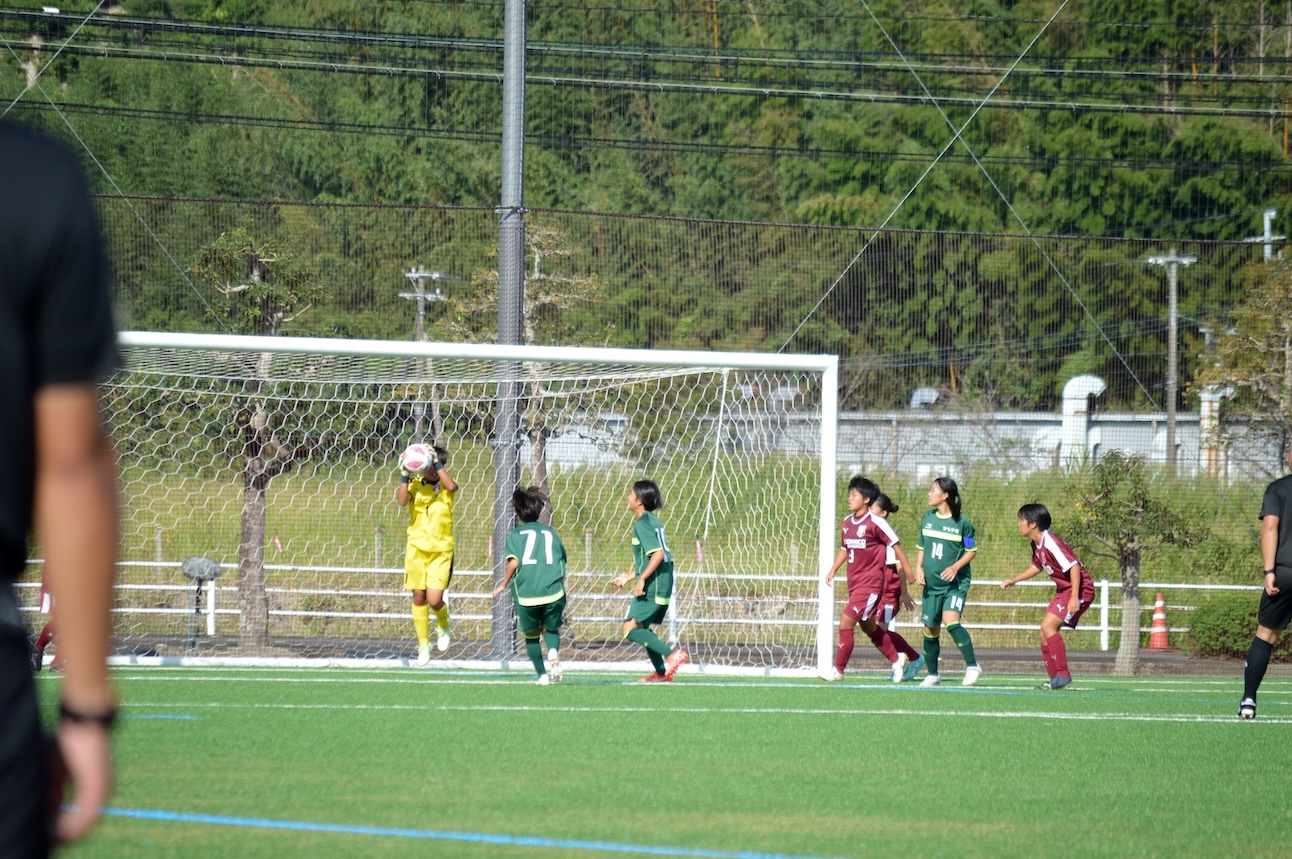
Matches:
[835,628,855,673]
[1047,633,1069,677]
[36,624,53,651]
[867,626,899,662]
[888,630,920,660]
[1040,637,1055,678]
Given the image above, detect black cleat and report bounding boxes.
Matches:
[1050,674,1072,690]
[1239,697,1256,720]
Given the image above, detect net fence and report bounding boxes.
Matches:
[98,196,1276,418]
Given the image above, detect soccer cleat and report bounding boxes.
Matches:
[902,654,925,682]
[638,672,670,683]
[819,667,844,682]
[31,640,44,673]
[1239,697,1257,719]
[535,674,551,686]
[435,625,451,652]
[962,665,982,687]
[548,654,563,683]
[919,674,941,688]
[1050,673,1072,690]
[416,644,432,667]
[663,647,689,681]
[890,653,909,684]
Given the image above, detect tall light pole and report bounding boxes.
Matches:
[493,0,527,657]
[1145,249,1196,475]
[398,265,451,442]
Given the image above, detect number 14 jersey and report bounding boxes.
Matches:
[917,510,976,592]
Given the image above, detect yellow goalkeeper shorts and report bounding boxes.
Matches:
[403,547,454,592]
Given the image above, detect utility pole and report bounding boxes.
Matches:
[492,0,527,657]
[398,265,450,442]
[1145,249,1196,475]
[1243,208,1285,261]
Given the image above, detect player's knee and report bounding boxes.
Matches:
[412,591,428,606]
[620,620,637,638]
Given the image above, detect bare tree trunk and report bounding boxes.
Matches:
[238,459,271,648]
[529,423,552,525]
[1113,549,1142,676]
[236,402,272,649]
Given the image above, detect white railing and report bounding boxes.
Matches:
[15,562,1260,652]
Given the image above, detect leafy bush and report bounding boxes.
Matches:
[1189,590,1292,661]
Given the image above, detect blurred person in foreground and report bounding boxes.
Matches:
[0,119,119,856]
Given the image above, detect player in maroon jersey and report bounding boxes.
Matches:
[871,494,924,682]
[32,569,57,671]
[1001,503,1096,689]
[821,476,913,681]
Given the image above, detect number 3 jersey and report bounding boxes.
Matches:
[839,511,900,594]
[917,510,976,592]
[503,521,568,605]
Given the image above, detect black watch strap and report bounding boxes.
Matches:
[59,700,118,729]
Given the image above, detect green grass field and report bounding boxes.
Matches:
[45,665,1289,859]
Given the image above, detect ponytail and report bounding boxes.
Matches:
[934,476,962,521]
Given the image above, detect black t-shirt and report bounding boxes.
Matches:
[1260,472,1292,571]
[0,122,118,581]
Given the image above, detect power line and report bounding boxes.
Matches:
[11,98,1292,177]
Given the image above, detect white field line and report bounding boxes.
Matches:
[118,700,1292,724]
[96,671,1285,698]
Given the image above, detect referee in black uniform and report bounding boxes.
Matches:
[0,120,119,855]
[1240,447,1292,719]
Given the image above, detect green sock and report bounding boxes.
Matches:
[627,628,668,673]
[542,630,560,653]
[627,627,673,657]
[525,638,545,676]
[924,634,941,675]
[947,622,977,667]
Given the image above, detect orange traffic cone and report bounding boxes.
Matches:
[1147,593,1174,652]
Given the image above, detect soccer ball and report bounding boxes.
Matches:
[400,443,433,473]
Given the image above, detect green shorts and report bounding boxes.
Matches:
[625,596,669,627]
[516,596,566,635]
[921,577,972,627]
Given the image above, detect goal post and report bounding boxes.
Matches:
[98,331,838,675]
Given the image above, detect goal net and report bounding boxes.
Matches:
[60,332,838,674]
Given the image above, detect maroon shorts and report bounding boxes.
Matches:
[1046,592,1091,629]
[844,587,890,624]
[880,567,904,612]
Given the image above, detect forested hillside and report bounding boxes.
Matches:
[3,1,1291,408]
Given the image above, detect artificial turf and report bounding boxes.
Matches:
[48,666,1290,859]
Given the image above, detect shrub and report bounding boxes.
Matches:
[1189,590,1292,661]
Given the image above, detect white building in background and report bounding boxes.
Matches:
[829,373,1280,483]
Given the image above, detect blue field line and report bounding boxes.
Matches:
[121,713,198,721]
[101,808,845,859]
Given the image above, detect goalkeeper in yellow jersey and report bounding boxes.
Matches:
[396,440,457,666]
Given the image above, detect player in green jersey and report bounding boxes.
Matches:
[610,480,690,682]
[914,477,982,687]
[493,487,569,684]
